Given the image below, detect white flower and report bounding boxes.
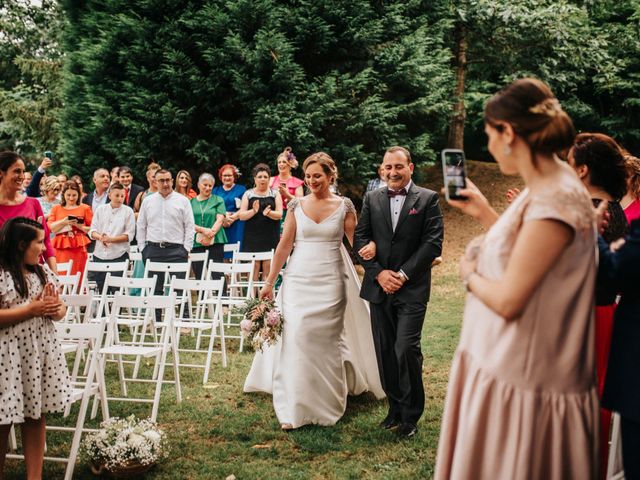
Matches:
[127,433,146,447]
[143,430,161,442]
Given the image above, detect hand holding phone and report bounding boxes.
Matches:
[441,149,467,201]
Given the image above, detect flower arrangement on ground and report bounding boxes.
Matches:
[81,415,168,476]
[235,297,284,351]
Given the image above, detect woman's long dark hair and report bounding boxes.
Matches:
[0,217,46,297]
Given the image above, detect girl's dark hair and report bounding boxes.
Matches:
[0,151,24,173]
[60,180,81,206]
[570,133,628,200]
[0,217,46,297]
[484,78,576,157]
[252,163,271,178]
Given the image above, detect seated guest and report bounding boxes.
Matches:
[88,182,136,293]
[621,154,640,223]
[48,181,93,279]
[37,176,61,220]
[598,220,640,480]
[213,164,245,259]
[118,166,145,211]
[191,173,227,279]
[238,163,282,281]
[175,170,197,199]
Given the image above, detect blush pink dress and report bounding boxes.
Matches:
[435,169,599,480]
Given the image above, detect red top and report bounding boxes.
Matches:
[624,199,640,224]
[0,197,55,259]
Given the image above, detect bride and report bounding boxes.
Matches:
[243,152,384,429]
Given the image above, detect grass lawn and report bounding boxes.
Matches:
[5,161,516,479]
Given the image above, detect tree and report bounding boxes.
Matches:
[59,0,453,184]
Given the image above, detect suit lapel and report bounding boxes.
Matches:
[378,188,393,232]
[393,184,419,234]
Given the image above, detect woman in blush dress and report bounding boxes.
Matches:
[270,147,304,224]
[435,78,598,479]
[244,152,383,430]
[213,164,246,258]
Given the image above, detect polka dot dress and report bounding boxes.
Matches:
[0,266,72,425]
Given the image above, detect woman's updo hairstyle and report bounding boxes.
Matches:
[571,133,628,200]
[302,152,338,184]
[277,147,298,169]
[484,78,575,156]
[252,163,271,178]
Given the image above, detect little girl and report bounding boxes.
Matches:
[0,217,71,479]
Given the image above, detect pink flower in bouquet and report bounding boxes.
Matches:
[240,319,253,334]
[265,308,281,327]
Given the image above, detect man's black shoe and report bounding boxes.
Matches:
[397,423,418,439]
[379,414,401,430]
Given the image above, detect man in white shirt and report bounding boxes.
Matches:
[137,169,194,299]
[88,182,136,293]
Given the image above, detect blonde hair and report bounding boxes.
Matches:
[277,147,298,169]
[41,176,60,193]
[625,154,640,200]
[302,152,338,184]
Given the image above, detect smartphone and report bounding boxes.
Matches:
[441,149,467,201]
[67,215,80,222]
[44,151,54,160]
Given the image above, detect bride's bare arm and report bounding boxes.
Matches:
[260,209,297,297]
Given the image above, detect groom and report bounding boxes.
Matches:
[355,146,443,439]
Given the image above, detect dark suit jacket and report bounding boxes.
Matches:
[600,219,640,422]
[354,182,443,305]
[82,190,109,210]
[121,183,145,210]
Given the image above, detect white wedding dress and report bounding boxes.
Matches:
[243,197,384,428]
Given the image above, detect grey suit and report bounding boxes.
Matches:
[355,182,443,424]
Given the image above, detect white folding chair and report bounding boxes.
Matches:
[607,413,625,480]
[143,260,191,292]
[206,261,255,352]
[188,250,210,280]
[56,259,74,276]
[58,272,81,295]
[99,293,181,422]
[169,278,226,382]
[232,250,274,293]
[223,241,240,257]
[80,260,129,296]
[6,318,108,480]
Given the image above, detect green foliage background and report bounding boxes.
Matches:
[1,0,640,187]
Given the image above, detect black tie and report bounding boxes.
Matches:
[387,188,407,198]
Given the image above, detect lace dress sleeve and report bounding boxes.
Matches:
[343,197,356,215]
[287,198,300,212]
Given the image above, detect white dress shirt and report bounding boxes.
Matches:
[89,203,136,260]
[390,180,412,231]
[137,191,195,251]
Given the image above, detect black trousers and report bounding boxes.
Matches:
[621,416,640,480]
[191,244,224,280]
[142,244,188,319]
[370,297,426,425]
[90,252,129,294]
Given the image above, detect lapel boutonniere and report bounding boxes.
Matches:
[408,208,418,215]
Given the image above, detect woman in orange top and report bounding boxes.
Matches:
[48,181,92,278]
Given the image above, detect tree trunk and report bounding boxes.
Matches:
[447,21,468,150]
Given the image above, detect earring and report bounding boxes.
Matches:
[503,145,512,156]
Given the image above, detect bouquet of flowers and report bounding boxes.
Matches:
[81,415,168,476]
[235,298,284,351]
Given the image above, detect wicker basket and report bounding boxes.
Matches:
[90,460,156,478]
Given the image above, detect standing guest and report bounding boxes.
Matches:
[238,164,282,280]
[137,169,194,298]
[0,151,56,271]
[355,146,444,439]
[25,156,52,198]
[37,177,61,220]
[118,166,145,211]
[366,165,387,192]
[48,181,93,279]
[598,219,640,479]
[214,164,246,258]
[56,173,67,193]
[621,154,640,223]
[175,170,197,199]
[435,78,598,479]
[270,147,304,223]
[88,183,136,293]
[21,171,32,193]
[133,162,161,213]
[82,168,111,212]
[567,132,629,476]
[110,166,120,185]
[70,174,87,201]
[0,217,71,480]
[191,173,227,279]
